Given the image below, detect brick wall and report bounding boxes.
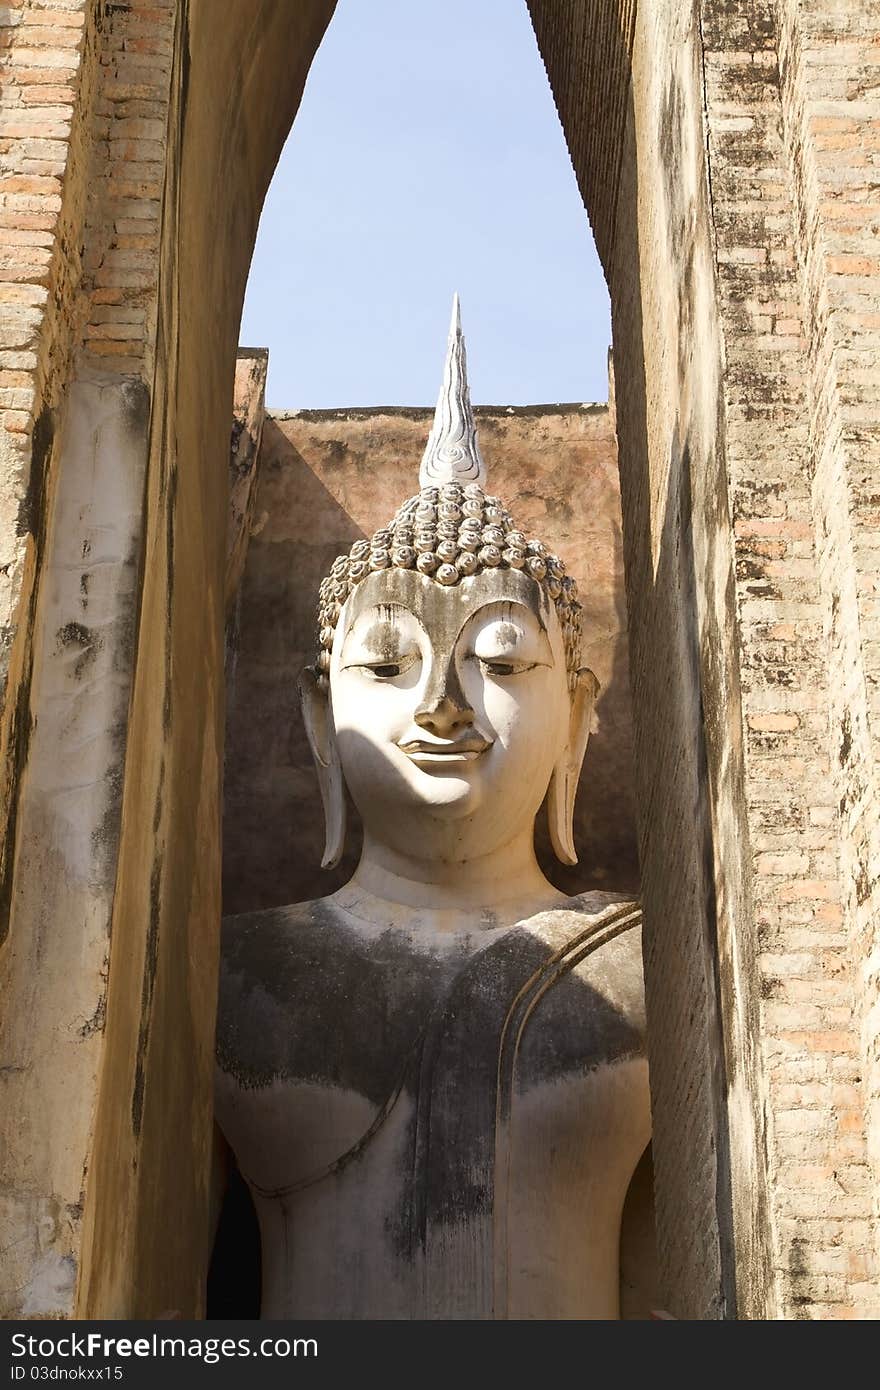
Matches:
[0,0,88,461]
[79,0,174,381]
[701,0,876,1318]
[0,0,174,671]
[774,0,880,1310]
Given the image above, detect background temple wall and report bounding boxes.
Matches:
[222,394,638,918]
[0,0,876,1320]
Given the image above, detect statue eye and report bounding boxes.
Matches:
[470,617,547,675]
[478,657,536,677]
[357,651,418,680]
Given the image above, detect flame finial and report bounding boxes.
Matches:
[419,294,486,488]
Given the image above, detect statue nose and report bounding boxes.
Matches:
[414,661,474,737]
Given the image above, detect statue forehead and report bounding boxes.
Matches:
[340,566,554,645]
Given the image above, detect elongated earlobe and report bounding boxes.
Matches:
[547,668,599,867]
[299,667,346,870]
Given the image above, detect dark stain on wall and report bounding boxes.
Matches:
[131,850,163,1139]
[0,406,56,949]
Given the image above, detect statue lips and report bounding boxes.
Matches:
[397,735,492,771]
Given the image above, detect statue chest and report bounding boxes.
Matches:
[215,903,648,1317]
[215,903,644,1145]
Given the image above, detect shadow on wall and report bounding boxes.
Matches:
[223,418,365,909]
[222,407,640,916]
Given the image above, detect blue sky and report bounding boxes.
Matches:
[240,0,611,409]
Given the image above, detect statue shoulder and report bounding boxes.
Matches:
[529,889,645,1033]
[215,896,380,1093]
[216,898,373,1063]
[565,887,641,918]
[220,896,348,974]
[530,888,641,943]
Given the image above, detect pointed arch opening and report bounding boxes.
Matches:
[77,0,773,1322]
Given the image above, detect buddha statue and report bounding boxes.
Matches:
[214,298,651,1320]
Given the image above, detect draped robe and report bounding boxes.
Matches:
[215,890,649,1319]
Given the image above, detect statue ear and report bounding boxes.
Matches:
[547,668,599,867]
[298,667,346,870]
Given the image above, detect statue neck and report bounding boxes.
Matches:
[347,825,566,922]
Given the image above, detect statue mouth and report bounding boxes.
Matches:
[398,736,492,767]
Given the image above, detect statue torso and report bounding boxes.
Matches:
[215,889,648,1319]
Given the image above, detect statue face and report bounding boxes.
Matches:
[328,566,572,862]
